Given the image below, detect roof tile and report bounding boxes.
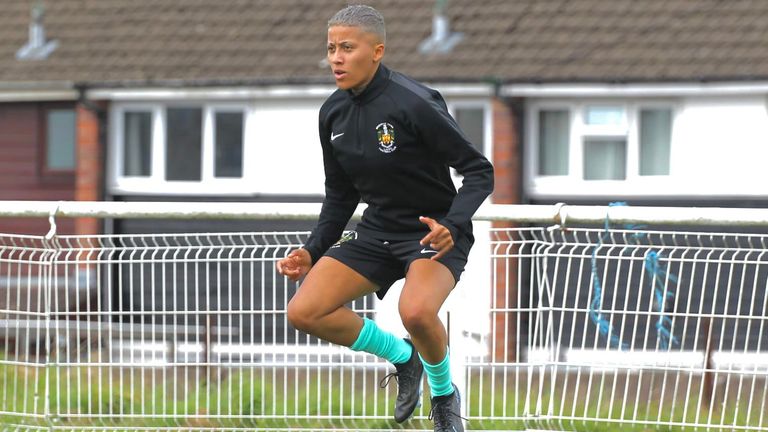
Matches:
[1,0,768,85]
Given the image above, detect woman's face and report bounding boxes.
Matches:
[327,25,384,92]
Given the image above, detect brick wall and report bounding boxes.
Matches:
[0,102,76,235]
[491,97,522,362]
[74,102,104,237]
[491,98,521,206]
[0,101,104,237]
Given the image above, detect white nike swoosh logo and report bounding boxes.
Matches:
[420,248,438,254]
[331,132,344,141]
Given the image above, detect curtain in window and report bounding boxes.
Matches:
[455,107,485,153]
[214,112,244,178]
[583,139,626,180]
[166,108,203,181]
[123,112,152,177]
[47,110,76,170]
[639,109,672,176]
[539,110,569,175]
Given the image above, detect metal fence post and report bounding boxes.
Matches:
[42,203,60,431]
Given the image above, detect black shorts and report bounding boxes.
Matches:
[324,230,474,300]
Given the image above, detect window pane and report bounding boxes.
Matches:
[584,139,626,180]
[166,108,202,181]
[214,112,244,178]
[585,106,624,126]
[123,111,152,177]
[538,110,570,175]
[454,107,484,153]
[46,109,76,170]
[639,109,672,176]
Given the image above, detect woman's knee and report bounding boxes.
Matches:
[399,302,438,334]
[287,296,315,333]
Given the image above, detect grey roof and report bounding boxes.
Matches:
[1,0,768,87]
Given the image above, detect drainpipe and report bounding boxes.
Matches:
[75,86,112,359]
[75,85,108,210]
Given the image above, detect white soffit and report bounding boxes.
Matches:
[87,85,338,101]
[0,82,493,102]
[0,89,78,102]
[87,83,493,101]
[502,81,768,97]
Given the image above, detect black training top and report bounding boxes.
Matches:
[303,64,494,264]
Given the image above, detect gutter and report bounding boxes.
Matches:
[75,84,104,114]
[6,76,768,103]
[0,81,495,105]
[0,81,78,102]
[0,76,337,102]
[87,83,495,101]
[501,81,768,98]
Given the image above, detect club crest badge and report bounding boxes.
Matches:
[376,122,396,153]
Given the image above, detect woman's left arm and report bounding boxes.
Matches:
[416,92,495,242]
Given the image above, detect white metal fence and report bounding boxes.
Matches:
[1,202,768,431]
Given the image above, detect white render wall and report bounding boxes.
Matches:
[250,100,325,195]
[673,95,768,196]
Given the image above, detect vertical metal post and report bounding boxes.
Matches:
[43,203,60,430]
[204,313,211,386]
[701,316,715,410]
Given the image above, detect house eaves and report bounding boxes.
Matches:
[88,82,494,101]
[0,80,77,101]
[502,81,768,98]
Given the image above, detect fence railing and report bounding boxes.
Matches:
[1,202,768,431]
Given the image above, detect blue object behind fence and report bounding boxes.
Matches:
[589,202,678,350]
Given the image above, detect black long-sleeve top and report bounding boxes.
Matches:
[303,64,494,264]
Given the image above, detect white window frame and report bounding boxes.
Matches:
[446,99,494,196]
[526,99,678,198]
[205,104,251,183]
[447,99,493,161]
[109,102,254,195]
[109,96,494,197]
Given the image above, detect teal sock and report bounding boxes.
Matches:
[349,317,412,364]
[420,349,453,397]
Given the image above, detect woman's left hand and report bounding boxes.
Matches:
[418,216,454,260]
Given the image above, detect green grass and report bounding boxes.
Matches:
[1,363,415,430]
[1,359,766,431]
[463,367,768,431]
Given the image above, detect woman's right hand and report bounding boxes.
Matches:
[276,248,313,282]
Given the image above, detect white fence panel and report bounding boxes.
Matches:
[0,202,767,431]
